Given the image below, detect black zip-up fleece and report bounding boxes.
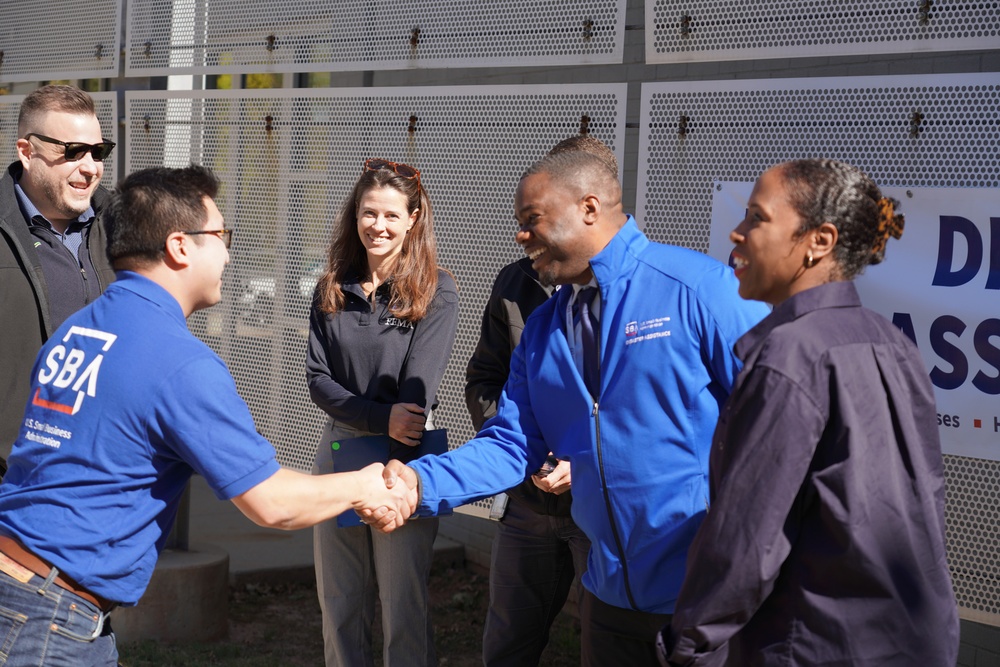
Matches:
[0,162,115,457]
[306,268,459,462]
[464,257,574,517]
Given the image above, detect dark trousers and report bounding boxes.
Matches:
[482,498,591,667]
[580,588,671,667]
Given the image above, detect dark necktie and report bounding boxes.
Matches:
[575,286,600,398]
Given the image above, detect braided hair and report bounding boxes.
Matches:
[779,159,904,280]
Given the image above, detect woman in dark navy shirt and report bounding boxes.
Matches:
[306,160,458,667]
[660,159,958,666]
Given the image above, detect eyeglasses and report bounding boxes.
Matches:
[25,133,116,162]
[183,229,233,248]
[363,158,421,190]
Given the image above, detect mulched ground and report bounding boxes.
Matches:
[119,561,580,667]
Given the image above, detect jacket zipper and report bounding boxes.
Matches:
[44,227,91,304]
[82,227,105,293]
[80,266,92,302]
[591,296,639,610]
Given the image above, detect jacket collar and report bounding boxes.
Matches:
[1,162,28,227]
[734,281,862,361]
[14,179,96,231]
[3,161,109,226]
[587,215,647,294]
[551,215,645,312]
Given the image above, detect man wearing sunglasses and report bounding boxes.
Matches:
[0,85,117,472]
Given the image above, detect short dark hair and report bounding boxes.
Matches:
[105,165,221,271]
[18,85,97,136]
[779,159,904,280]
[522,150,619,201]
[548,134,619,178]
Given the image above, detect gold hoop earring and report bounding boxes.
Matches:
[805,251,816,269]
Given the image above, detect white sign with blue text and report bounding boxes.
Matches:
[710,181,1000,462]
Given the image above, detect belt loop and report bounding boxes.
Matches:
[37,565,59,595]
[89,610,109,641]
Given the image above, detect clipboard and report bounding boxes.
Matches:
[332,429,450,527]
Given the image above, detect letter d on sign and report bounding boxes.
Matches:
[932,216,982,287]
[931,216,1000,289]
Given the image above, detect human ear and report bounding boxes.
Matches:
[810,222,838,261]
[581,194,601,225]
[163,232,193,269]
[15,138,32,169]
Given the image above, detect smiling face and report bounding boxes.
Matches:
[189,196,231,312]
[729,166,817,306]
[16,111,105,230]
[514,172,594,286]
[356,185,417,276]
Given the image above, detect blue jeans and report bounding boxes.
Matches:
[483,497,591,667]
[0,568,117,666]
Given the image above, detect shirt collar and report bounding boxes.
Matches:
[13,178,96,232]
[587,215,646,290]
[341,267,393,300]
[571,277,598,297]
[112,271,188,326]
[734,282,862,361]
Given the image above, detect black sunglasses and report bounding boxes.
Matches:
[25,133,116,162]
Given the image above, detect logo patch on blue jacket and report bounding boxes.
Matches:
[624,316,671,346]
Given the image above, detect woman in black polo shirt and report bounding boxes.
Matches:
[306,159,458,667]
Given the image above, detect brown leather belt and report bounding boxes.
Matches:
[0,535,116,612]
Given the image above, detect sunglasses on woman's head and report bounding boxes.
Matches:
[363,158,421,190]
[25,133,116,162]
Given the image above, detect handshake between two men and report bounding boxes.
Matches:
[354,460,419,531]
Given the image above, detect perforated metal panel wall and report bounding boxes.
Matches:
[125,86,626,516]
[0,0,121,83]
[636,72,1000,624]
[646,0,1000,63]
[126,0,625,76]
[637,74,1000,250]
[946,456,1000,625]
[0,92,118,187]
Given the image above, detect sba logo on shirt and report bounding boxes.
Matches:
[32,326,118,415]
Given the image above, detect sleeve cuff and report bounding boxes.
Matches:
[368,403,393,435]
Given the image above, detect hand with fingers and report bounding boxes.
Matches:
[351,462,416,530]
[389,403,426,446]
[356,459,420,532]
[531,457,572,495]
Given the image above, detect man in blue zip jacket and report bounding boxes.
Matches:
[372,148,769,665]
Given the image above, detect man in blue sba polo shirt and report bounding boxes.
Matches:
[0,165,415,667]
